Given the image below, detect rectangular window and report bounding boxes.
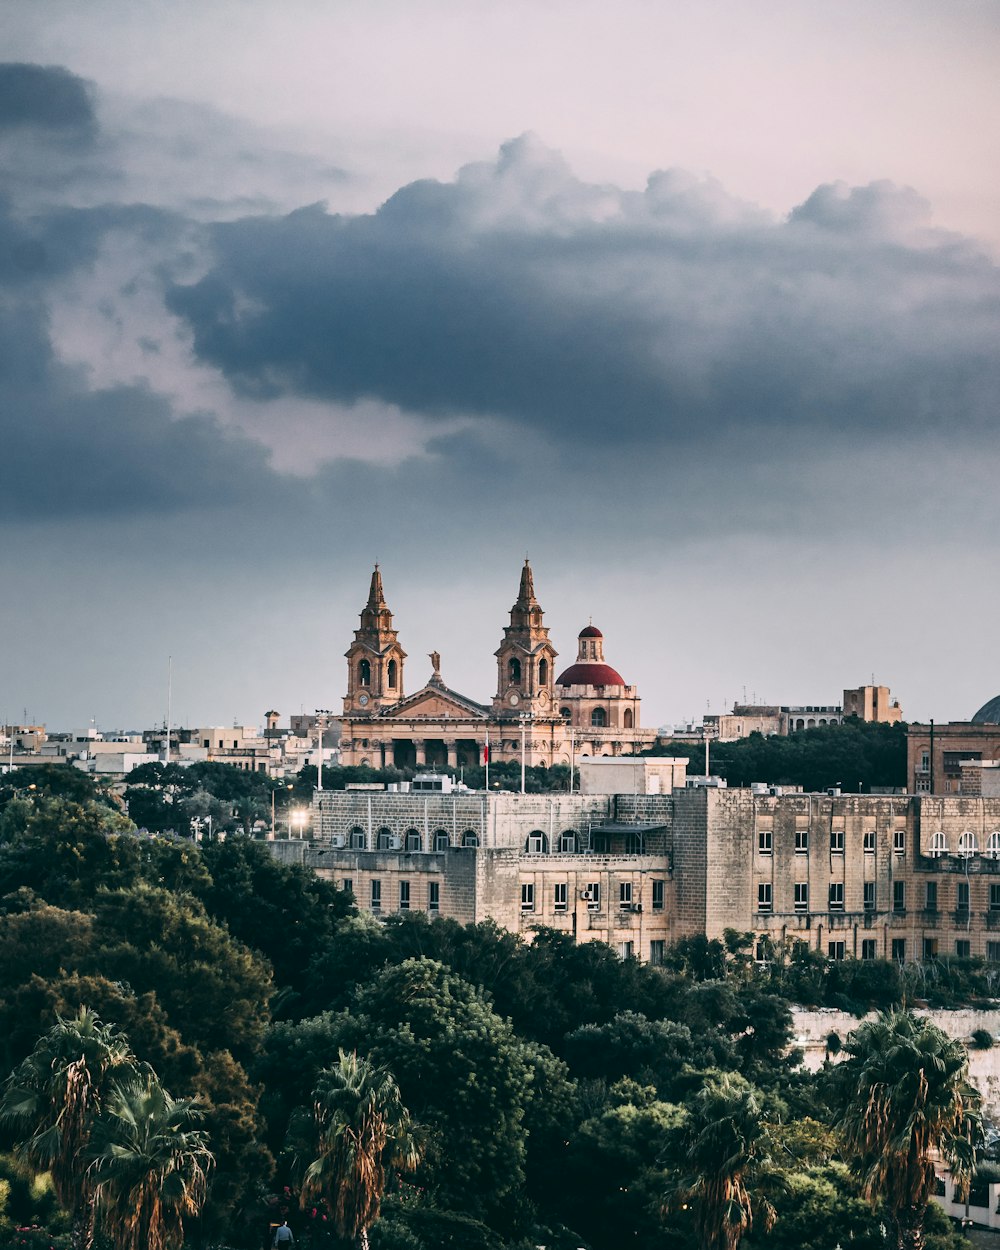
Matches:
[649,939,665,967]
[794,882,808,912]
[916,776,931,792]
[342,878,353,896]
[957,881,970,913]
[651,879,664,910]
[521,883,535,912]
[428,881,440,912]
[991,884,1000,913]
[863,881,875,911]
[527,833,544,854]
[757,882,772,912]
[988,942,1000,962]
[370,879,381,911]
[920,750,930,771]
[398,880,410,910]
[957,940,971,959]
[828,941,846,961]
[926,881,938,911]
[828,882,844,911]
[757,828,772,855]
[893,828,905,854]
[553,882,568,912]
[923,937,939,960]
[830,829,844,854]
[861,939,877,961]
[863,829,876,853]
[619,881,633,907]
[891,938,906,961]
[893,881,905,913]
[795,828,808,854]
[619,941,634,961]
[586,883,601,912]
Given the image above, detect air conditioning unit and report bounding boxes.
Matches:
[331,834,346,848]
[580,889,594,901]
[389,835,403,850]
[631,903,644,914]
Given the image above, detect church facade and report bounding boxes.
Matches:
[337,561,656,770]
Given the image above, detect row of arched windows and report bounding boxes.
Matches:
[507,657,549,686]
[345,826,478,851]
[357,658,398,689]
[927,831,1000,858]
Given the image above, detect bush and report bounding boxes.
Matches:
[971,1027,994,1050]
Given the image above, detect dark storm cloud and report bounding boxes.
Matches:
[0,63,96,135]
[167,135,1000,447]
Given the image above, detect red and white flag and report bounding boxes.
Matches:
[483,734,490,764]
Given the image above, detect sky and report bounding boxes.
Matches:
[1,0,998,733]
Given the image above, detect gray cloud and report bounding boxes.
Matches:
[167,135,1000,450]
[0,63,96,135]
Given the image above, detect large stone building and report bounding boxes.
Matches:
[337,561,656,769]
[271,769,1000,968]
[907,695,1000,794]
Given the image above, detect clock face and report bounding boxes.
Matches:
[358,693,370,707]
[508,692,520,706]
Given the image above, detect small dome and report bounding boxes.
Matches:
[556,661,627,687]
[972,695,1000,724]
[579,625,603,638]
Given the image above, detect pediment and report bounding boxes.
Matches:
[383,684,489,720]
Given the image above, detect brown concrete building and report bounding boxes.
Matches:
[907,697,1000,794]
[337,561,655,770]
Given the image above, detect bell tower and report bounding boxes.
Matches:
[492,559,557,719]
[344,565,407,715]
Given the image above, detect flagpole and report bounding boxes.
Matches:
[484,729,490,793]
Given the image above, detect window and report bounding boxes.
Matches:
[624,709,633,729]
[350,827,366,849]
[521,883,535,912]
[988,942,1000,963]
[828,882,844,911]
[619,881,633,907]
[958,831,977,858]
[990,884,1000,913]
[649,940,665,966]
[891,938,906,962]
[920,750,930,772]
[863,829,876,853]
[405,829,421,851]
[462,831,479,847]
[957,939,971,959]
[893,881,905,913]
[893,828,905,854]
[828,941,846,961]
[757,828,772,855]
[399,880,410,910]
[553,883,568,912]
[861,939,877,961]
[586,882,601,911]
[376,828,393,850]
[652,879,665,910]
[342,878,353,896]
[929,831,947,857]
[434,831,450,852]
[359,659,371,687]
[428,881,440,912]
[559,831,577,853]
[926,881,938,911]
[538,658,548,686]
[370,879,381,911]
[508,657,521,684]
[863,881,875,911]
[988,832,1000,860]
[525,832,547,854]
[830,829,844,854]
[795,828,808,854]
[916,776,931,792]
[957,881,970,914]
[619,941,634,960]
[591,707,607,728]
[387,658,397,689]
[757,883,772,912]
[923,937,938,960]
[794,882,808,913]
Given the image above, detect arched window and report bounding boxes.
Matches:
[405,829,422,852]
[349,826,366,850]
[462,831,479,848]
[434,830,450,852]
[508,657,521,684]
[538,658,548,686]
[560,706,572,719]
[358,658,371,687]
[376,827,393,850]
[623,709,634,729]
[525,831,548,853]
[987,832,1000,860]
[958,831,978,858]
[591,707,607,727]
[929,831,947,858]
[387,659,398,689]
[559,831,577,853]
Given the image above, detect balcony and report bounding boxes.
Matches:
[916,855,1000,875]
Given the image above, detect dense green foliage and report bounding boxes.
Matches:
[0,765,983,1250]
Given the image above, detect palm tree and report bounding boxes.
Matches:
[0,1007,139,1250]
[301,1050,421,1250]
[667,1071,778,1250]
[836,1008,982,1250]
[87,1075,213,1250]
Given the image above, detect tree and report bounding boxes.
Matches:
[666,1071,778,1250]
[88,1074,213,1250]
[0,1008,140,1250]
[301,1050,420,1250]
[835,1009,982,1250]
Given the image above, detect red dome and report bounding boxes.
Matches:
[556,662,627,687]
[578,625,603,638]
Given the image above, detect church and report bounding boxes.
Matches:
[337,561,656,769]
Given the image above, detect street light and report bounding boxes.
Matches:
[290,807,309,839]
[271,782,293,839]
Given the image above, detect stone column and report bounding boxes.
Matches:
[414,739,426,766]
[446,742,458,768]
